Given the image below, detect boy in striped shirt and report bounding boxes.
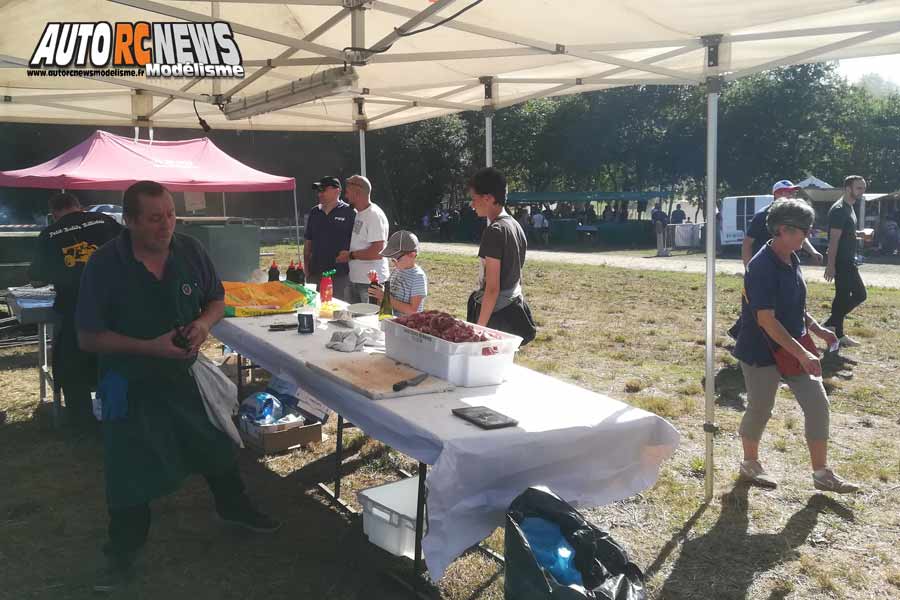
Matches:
[370,230,428,315]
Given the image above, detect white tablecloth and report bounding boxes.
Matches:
[212,314,679,579]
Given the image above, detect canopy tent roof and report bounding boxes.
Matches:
[2,1,900,133]
[797,175,835,189]
[0,130,295,192]
[507,191,674,204]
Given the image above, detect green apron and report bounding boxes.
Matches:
[98,237,235,509]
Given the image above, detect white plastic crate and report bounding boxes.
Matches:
[382,319,522,387]
[357,477,425,560]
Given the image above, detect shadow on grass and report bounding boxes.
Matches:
[0,348,41,371]
[0,405,444,600]
[655,483,854,600]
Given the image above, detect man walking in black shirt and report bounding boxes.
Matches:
[29,192,122,431]
[823,175,868,347]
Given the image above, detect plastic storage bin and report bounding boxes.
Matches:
[382,320,522,387]
[358,477,425,560]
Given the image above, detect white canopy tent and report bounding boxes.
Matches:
[3,0,900,500]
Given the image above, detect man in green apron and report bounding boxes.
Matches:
[76,181,279,590]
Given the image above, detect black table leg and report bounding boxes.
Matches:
[413,462,427,579]
[316,414,356,514]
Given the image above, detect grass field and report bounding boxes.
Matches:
[1,246,899,599]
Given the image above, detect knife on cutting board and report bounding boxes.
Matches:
[392,372,429,392]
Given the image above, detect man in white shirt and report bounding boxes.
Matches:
[337,175,390,303]
[530,209,549,246]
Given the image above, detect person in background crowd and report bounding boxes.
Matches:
[76,181,280,591]
[637,199,648,221]
[822,176,869,347]
[670,203,687,225]
[516,208,530,232]
[732,198,857,494]
[29,191,123,433]
[466,168,536,344]
[651,203,669,256]
[878,210,898,255]
[304,176,355,301]
[530,206,549,246]
[585,203,597,224]
[602,204,613,222]
[618,202,629,222]
[439,207,451,242]
[338,175,390,304]
[369,230,428,316]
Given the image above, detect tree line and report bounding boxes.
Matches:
[2,63,898,226]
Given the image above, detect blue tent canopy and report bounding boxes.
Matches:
[506,191,674,204]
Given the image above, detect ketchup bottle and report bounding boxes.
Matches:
[267,260,280,282]
[320,269,335,303]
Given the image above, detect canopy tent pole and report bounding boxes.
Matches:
[703,35,723,501]
[859,196,866,231]
[359,129,367,176]
[481,76,495,167]
[222,192,226,217]
[355,97,368,177]
[292,183,302,259]
[485,112,493,167]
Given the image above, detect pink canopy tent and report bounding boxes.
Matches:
[0,130,294,192]
[0,130,301,251]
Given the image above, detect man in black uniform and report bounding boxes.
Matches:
[29,192,122,431]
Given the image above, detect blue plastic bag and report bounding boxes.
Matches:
[98,371,129,422]
[520,517,583,587]
[239,392,283,425]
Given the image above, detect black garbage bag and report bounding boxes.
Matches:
[505,486,645,600]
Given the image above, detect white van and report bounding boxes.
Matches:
[720,195,774,246]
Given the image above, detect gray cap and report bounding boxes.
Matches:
[381,230,420,258]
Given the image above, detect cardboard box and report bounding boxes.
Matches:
[239,412,322,454]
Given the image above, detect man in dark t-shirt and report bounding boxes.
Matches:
[823,175,868,346]
[29,192,122,430]
[303,176,355,301]
[465,168,535,345]
[742,181,823,268]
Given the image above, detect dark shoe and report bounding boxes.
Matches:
[217,497,282,533]
[93,549,138,594]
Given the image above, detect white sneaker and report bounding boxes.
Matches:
[739,460,778,488]
[813,468,860,494]
[839,335,861,347]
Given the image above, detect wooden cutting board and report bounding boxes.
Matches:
[306,353,454,400]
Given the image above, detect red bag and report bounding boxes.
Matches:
[771,333,820,377]
[745,284,820,377]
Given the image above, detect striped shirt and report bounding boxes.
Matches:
[390,265,428,314]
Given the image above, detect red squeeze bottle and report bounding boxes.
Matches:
[286,260,296,283]
[267,260,280,282]
[320,269,335,303]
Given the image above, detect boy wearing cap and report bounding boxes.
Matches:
[305,176,355,301]
[370,230,428,316]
